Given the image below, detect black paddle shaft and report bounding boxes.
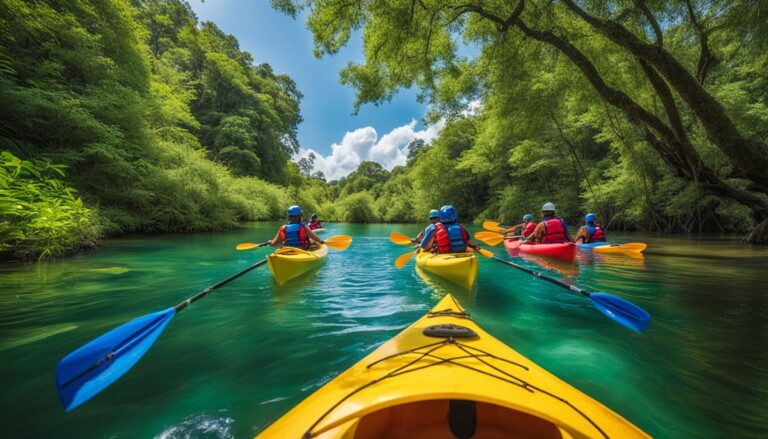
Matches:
[173,258,268,313]
[492,257,590,297]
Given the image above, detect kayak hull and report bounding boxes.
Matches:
[415,251,478,290]
[256,294,649,438]
[505,240,577,263]
[578,242,647,258]
[267,245,327,285]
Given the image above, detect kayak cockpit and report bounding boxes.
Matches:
[324,399,570,438]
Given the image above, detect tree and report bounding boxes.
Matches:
[297,152,316,176]
[273,0,768,242]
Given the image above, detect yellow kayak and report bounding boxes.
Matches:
[257,294,648,438]
[267,245,328,285]
[415,250,479,290]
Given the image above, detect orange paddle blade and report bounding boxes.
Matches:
[619,243,647,252]
[324,235,352,250]
[236,243,262,251]
[389,231,414,245]
[482,220,505,233]
[469,247,493,258]
[474,231,504,246]
[395,251,416,269]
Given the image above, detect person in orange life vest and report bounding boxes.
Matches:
[524,202,573,243]
[307,213,323,231]
[502,214,536,239]
[269,205,324,249]
[419,205,481,253]
[412,209,440,243]
[574,213,607,243]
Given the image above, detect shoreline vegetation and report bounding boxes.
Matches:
[2,0,767,261]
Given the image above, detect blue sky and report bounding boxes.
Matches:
[187,0,442,180]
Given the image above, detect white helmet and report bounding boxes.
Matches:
[541,202,556,211]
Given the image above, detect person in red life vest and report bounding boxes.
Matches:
[419,205,481,253]
[307,213,323,231]
[524,202,573,243]
[269,205,324,249]
[574,213,607,243]
[502,214,536,239]
[412,209,440,243]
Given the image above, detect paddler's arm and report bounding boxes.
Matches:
[524,223,545,242]
[268,230,282,246]
[501,222,524,235]
[419,226,435,250]
[412,229,425,243]
[305,226,325,245]
[574,226,588,243]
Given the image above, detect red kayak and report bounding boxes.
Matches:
[504,239,577,263]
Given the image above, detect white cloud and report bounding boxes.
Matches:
[297,118,445,181]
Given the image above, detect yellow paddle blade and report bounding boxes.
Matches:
[324,235,352,251]
[474,231,504,246]
[469,247,493,258]
[236,243,262,251]
[389,231,414,245]
[482,220,505,233]
[395,251,416,269]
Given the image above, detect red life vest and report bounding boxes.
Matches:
[586,225,606,243]
[279,223,308,248]
[434,223,469,253]
[523,222,536,238]
[308,220,322,230]
[541,217,568,244]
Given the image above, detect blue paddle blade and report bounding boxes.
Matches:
[589,293,651,333]
[56,308,176,412]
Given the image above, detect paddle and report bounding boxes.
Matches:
[474,231,505,246]
[395,250,418,269]
[55,258,269,412]
[491,257,650,332]
[468,246,494,258]
[389,231,415,245]
[236,235,353,251]
[235,240,270,251]
[482,220,506,233]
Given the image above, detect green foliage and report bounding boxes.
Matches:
[0,0,314,258]
[0,152,100,260]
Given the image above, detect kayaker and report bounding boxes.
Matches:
[412,209,440,243]
[269,205,324,249]
[525,202,573,243]
[575,213,607,244]
[307,213,323,231]
[420,205,481,253]
[503,214,536,239]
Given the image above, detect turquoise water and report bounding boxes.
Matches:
[1,222,767,438]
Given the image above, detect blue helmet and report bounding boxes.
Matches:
[585,213,597,223]
[429,209,439,219]
[523,214,533,222]
[439,205,457,223]
[310,213,318,220]
[287,205,302,217]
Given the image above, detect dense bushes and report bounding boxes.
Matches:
[0,152,100,259]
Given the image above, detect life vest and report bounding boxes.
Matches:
[279,222,308,248]
[586,224,606,243]
[522,221,536,238]
[434,222,469,253]
[541,217,568,244]
[308,220,322,230]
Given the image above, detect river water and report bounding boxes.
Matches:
[1,222,766,438]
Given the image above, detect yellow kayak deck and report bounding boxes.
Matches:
[256,294,649,438]
[415,250,479,290]
[267,244,327,285]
